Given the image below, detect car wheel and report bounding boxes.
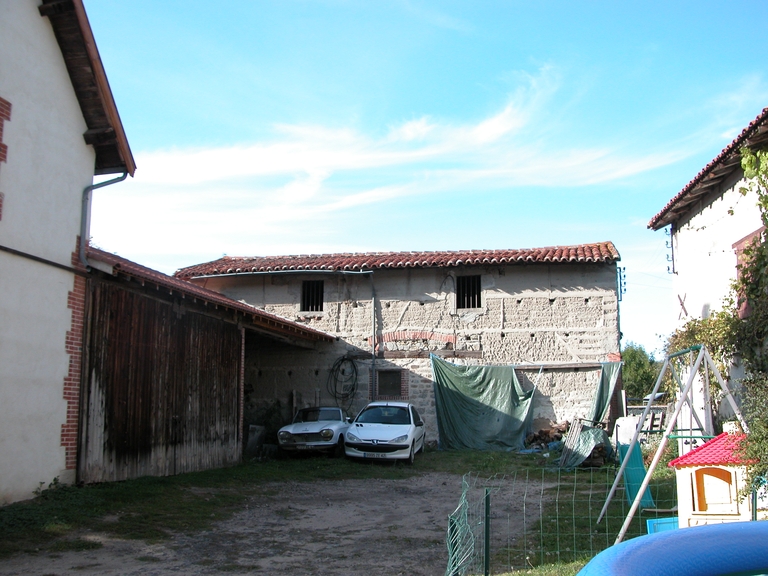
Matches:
[406,442,415,465]
[332,437,345,458]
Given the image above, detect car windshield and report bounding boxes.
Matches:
[293,408,342,423]
[356,406,410,425]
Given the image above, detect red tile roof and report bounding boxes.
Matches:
[668,432,750,468]
[174,242,620,279]
[649,107,768,230]
[87,247,334,342]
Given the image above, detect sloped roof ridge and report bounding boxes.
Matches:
[649,106,768,230]
[174,242,620,279]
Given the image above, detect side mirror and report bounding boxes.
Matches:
[416,420,424,427]
[346,417,353,424]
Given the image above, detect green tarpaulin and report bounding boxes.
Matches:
[586,362,622,425]
[559,424,614,469]
[431,355,534,450]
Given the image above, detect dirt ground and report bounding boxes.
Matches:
[0,472,542,576]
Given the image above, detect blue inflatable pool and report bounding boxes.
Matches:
[577,521,768,576]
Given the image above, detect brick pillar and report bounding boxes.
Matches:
[61,241,87,470]
[0,97,12,221]
[0,96,10,165]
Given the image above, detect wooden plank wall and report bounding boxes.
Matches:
[79,279,242,483]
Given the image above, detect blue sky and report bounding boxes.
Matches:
[84,1,768,355]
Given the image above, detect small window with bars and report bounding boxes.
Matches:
[301,280,324,312]
[456,275,481,309]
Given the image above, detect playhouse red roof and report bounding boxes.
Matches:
[174,242,620,279]
[668,432,749,468]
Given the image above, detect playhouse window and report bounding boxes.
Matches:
[693,467,738,514]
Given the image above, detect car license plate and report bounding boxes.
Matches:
[296,445,309,450]
[363,452,386,458]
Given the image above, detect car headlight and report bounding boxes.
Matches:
[278,431,293,443]
[390,435,408,444]
[320,428,334,440]
[347,432,361,442]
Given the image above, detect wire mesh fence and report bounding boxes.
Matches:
[445,465,677,575]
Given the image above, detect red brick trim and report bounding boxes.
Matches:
[0,192,4,221]
[0,97,11,166]
[370,368,409,401]
[61,242,87,470]
[367,330,457,349]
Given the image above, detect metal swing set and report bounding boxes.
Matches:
[596,344,749,543]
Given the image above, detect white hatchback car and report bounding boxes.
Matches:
[277,406,350,456]
[344,401,426,464]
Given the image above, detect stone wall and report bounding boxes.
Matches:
[197,262,620,443]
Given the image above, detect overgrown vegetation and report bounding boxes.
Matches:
[665,145,768,492]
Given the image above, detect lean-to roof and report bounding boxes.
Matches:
[88,247,334,343]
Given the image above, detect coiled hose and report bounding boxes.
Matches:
[326,355,358,413]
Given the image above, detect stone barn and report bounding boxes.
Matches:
[175,243,623,444]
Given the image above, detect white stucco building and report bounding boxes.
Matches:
[0,0,134,503]
[649,108,768,325]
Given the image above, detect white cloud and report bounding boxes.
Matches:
[91,65,756,287]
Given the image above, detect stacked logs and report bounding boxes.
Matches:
[525,421,569,450]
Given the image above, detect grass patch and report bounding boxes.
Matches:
[499,560,588,575]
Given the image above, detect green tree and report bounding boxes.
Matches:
[621,342,659,400]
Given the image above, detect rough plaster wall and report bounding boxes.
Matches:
[206,262,619,442]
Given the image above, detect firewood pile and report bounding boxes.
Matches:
[580,444,610,468]
[525,421,569,450]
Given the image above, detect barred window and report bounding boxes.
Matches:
[456,275,481,309]
[301,280,324,312]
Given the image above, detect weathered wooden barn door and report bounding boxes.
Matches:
[78,278,242,483]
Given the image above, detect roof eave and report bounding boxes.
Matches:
[649,107,768,231]
[40,0,136,177]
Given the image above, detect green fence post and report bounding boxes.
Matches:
[485,488,491,576]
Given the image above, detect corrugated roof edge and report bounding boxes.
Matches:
[668,432,752,468]
[174,242,620,280]
[87,247,334,342]
[649,106,768,231]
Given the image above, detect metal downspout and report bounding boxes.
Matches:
[79,172,128,268]
[370,272,376,398]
